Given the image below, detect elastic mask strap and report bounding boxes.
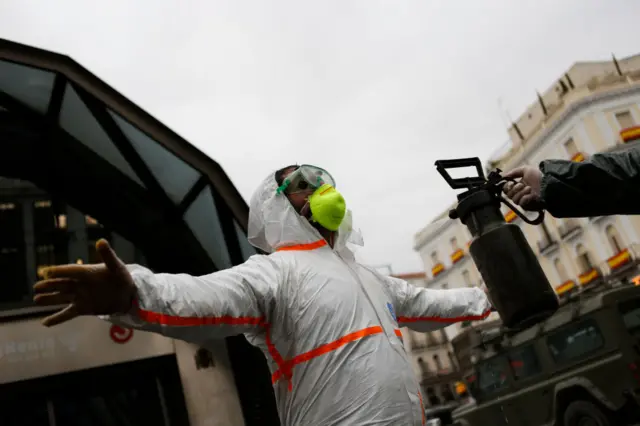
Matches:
[276,168,303,195]
[276,178,290,195]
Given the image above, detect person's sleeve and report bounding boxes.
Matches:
[102,255,280,344]
[539,147,640,217]
[384,276,492,332]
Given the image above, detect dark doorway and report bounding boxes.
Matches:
[0,355,189,426]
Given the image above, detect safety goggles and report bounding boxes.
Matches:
[276,164,336,195]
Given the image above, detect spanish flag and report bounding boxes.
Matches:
[607,249,631,270]
[504,210,517,223]
[621,126,640,143]
[555,280,576,295]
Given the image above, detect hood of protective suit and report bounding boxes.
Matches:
[247,170,363,254]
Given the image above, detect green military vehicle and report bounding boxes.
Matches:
[452,283,640,426]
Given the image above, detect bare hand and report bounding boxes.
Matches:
[502,165,544,211]
[33,239,136,327]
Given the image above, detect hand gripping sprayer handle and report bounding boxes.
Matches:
[495,177,545,226]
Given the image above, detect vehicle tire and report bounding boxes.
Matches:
[563,400,613,426]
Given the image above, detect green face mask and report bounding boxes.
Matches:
[308,184,346,231]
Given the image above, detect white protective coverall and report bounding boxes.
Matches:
[105,171,492,426]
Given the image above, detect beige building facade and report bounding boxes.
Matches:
[414,53,640,347]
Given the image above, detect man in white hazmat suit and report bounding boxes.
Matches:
[33,164,492,426]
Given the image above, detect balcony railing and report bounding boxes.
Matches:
[558,219,582,240]
[411,343,428,352]
[421,370,437,381]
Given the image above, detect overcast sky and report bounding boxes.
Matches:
[2,1,640,274]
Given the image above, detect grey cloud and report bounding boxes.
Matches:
[2,0,639,273]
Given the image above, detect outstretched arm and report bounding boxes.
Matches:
[34,240,280,344]
[105,256,280,343]
[384,276,492,332]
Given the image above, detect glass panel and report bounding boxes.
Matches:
[619,298,640,337]
[108,110,200,203]
[0,60,55,113]
[184,185,231,269]
[546,319,605,364]
[474,355,509,396]
[235,220,257,260]
[85,214,112,264]
[33,198,69,278]
[0,176,149,313]
[59,85,145,187]
[0,189,28,305]
[507,344,542,380]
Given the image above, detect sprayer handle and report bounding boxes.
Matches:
[500,196,545,225]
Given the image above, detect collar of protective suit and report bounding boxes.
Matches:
[247,171,363,256]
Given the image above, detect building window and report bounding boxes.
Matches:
[411,331,428,350]
[430,251,439,265]
[575,244,593,273]
[554,258,569,282]
[605,224,623,254]
[450,237,458,250]
[433,354,443,371]
[462,269,472,287]
[448,351,458,370]
[615,110,635,129]
[417,357,428,375]
[564,138,578,158]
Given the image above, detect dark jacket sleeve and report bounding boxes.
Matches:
[539,146,640,218]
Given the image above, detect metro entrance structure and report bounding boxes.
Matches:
[0,38,278,425]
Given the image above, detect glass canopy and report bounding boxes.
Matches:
[0,40,253,270]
